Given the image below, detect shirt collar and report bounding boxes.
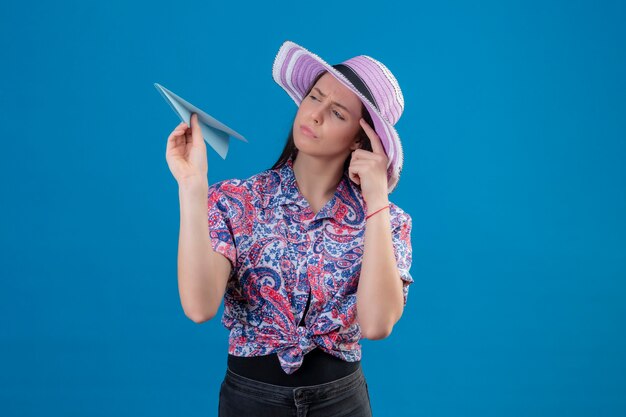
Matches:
[262,155,367,226]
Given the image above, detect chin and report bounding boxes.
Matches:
[293,132,317,149]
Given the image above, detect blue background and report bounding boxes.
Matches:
[1,1,625,416]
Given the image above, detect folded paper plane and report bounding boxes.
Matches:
[154,83,248,159]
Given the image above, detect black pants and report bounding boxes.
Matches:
[218,364,373,416]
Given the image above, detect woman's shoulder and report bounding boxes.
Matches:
[208,177,246,196]
[388,200,412,226]
[208,166,279,203]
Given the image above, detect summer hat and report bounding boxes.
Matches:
[272,40,405,194]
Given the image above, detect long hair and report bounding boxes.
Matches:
[270,71,375,179]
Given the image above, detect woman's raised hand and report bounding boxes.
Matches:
[165,113,208,186]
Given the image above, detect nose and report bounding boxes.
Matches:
[309,106,322,124]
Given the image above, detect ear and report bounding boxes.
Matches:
[350,135,362,151]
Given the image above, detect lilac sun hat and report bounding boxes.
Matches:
[272,40,405,194]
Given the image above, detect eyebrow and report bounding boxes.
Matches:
[312,87,353,115]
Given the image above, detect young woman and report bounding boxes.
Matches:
[166,40,413,417]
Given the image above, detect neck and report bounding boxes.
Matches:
[291,153,345,201]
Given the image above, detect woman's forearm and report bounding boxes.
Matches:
[356,198,404,339]
[176,179,221,322]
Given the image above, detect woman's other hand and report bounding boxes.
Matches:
[165,113,208,186]
[349,118,389,205]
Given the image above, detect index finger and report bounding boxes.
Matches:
[189,113,204,145]
[359,118,385,155]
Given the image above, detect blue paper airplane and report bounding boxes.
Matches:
[154,83,248,159]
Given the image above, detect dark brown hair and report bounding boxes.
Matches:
[270,71,375,176]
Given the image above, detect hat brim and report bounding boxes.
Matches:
[272,41,403,193]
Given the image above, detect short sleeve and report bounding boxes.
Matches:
[207,181,237,269]
[391,209,414,306]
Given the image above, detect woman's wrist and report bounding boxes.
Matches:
[366,194,390,219]
[365,193,389,209]
[366,204,390,220]
[178,176,209,195]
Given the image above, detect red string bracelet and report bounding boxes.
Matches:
[366,204,390,220]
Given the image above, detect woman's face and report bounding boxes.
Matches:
[292,72,364,158]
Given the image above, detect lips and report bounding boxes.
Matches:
[300,125,317,138]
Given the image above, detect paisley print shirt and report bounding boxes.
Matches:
[207,155,413,374]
